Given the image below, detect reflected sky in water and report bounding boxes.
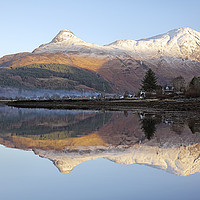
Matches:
[0,146,200,200]
[0,106,200,200]
[1,145,200,200]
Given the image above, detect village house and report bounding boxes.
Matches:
[162,86,174,95]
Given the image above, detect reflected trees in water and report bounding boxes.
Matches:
[140,113,162,140]
[141,118,157,140]
[188,120,200,134]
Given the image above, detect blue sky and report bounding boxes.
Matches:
[1,0,200,57]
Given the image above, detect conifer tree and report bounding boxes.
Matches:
[141,69,158,92]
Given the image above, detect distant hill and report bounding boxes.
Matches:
[0,63,112,92]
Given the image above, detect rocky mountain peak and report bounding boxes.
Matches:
[51,29,77,43]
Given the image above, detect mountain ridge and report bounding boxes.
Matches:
[33,27,200,61]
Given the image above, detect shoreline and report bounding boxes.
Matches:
[3,98,200,112]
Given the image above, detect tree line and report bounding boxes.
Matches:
[141,69,200,98]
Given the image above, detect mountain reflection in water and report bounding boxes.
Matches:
[0,106,200,176]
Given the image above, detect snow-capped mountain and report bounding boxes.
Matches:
[33,27,200,61]
[1,27,200,92]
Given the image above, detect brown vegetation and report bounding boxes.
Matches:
[0,52,108,71]
[0,133,107,151]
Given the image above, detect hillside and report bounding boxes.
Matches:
[0,63,112,92]
[0,27,200,92]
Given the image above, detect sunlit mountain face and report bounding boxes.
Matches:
[0,105,200,176]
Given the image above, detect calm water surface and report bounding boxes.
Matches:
[0,106,200,200]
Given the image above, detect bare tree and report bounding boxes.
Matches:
[172,76,186,92]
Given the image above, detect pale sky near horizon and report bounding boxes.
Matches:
[1,0,200,57]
